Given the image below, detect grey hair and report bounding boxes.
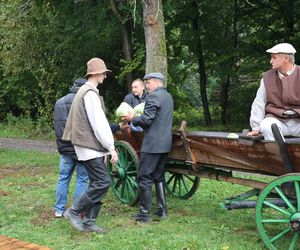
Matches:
[279,53,295,63]
[288,54,295,63]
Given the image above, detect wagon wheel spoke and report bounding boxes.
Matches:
[127,175,138,189]
[122,150,129,166]
[126,179,136,198]
[172,175,178,193]
[125,160,135,171]
[113,178,122,190]
[274,186,296,213]
[185,175,196,182]
[123,180,130,201]
[166,174,176,185]
[262,219,290,223]
[270,227,291,243]
[263,200,292,217]
[121,180,128,200]
[181,176,189,193]
[120,180,126,199]
[127,171,138,176]
[178,176,183,196]
[294,181,300,211]
[118,149,125,164]
[288,233,299,250]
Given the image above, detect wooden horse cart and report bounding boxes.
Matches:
[107,122,300,250]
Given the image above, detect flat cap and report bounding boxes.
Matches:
[143,72,165,81]
[266,43,296,54]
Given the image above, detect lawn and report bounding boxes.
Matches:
[0,148,287,250]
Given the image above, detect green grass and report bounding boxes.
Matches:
[0,149,271,250]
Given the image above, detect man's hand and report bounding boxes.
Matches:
[110,149,118,164]
[122,112,134,122]
[247,130,260,137]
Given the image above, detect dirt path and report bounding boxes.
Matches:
[0,138,57,153]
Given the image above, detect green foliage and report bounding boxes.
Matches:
[0,0,124,124]
[0,114,54,140]
[118,45,145,82]
[173,107,203,128]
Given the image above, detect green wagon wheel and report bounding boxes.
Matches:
[107,140,139,206]
[256,173,300,250]
[164,170,200,199]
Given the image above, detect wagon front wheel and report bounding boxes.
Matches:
[256,173,300,250]
[107,140,139,206]
[164,170,200,199]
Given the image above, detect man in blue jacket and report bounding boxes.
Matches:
[54,78,89,218]
[122,72,174,223]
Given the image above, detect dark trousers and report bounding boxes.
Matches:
[80,157,110,203]
[137,153,168,189]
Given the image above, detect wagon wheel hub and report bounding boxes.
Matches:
[290,213,300,233]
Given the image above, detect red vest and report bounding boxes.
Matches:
[264,65,300,119]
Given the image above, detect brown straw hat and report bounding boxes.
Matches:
[85,58,111,77]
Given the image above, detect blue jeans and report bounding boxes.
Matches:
[55,154,89,213]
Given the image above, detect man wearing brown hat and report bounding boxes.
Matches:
[247,43,300,140]
[63,58,118,233]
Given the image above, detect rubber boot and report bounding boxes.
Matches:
[133,187,152,223]
[155,182,167,220]
[64,193,93,231]
[83,202,107,234]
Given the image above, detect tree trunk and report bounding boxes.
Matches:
[198,44,212,126]
[143,0,168,85]
[110,0,134,91]
[122,20,134,90]
[220,74,230,125]
[220,0,238,125]
[191,7,212,126]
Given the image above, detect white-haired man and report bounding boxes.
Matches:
[247,43,300,140]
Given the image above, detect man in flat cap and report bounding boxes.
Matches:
[122,72,174,223]
[247,43,300,140]
[63,58,118,233]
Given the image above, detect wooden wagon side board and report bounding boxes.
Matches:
[168,132,300,176]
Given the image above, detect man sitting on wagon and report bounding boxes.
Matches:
[247,43,300,140]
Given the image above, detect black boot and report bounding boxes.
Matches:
[83,202,107,234]
[133,187,152,223]
[64,193,93,231]
[155,182,167,220]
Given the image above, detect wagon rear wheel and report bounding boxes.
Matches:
[256,173,300,250]
[107,140,139,206]
[164,170,200,199]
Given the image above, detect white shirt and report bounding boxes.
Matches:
[75,82,115,161]
[250,66,296,131]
